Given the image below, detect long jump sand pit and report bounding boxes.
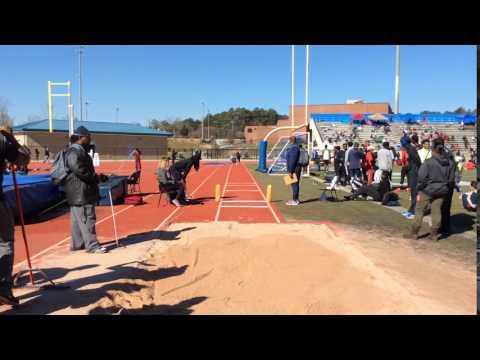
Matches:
[90,222,476,315]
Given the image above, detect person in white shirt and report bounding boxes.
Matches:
[417,139,432,163]
[322,145,330,171]
[376,142,394,180]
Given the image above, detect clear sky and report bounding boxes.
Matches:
[0,45,476,125]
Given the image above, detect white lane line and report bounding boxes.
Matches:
[225,190,259,192]
[13,193,156,270]
[214,164,233,222]
[155,166,221,230]
[243,163,281,224]
[222,200,266,203]
[221,205,269,209]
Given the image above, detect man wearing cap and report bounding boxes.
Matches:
[404,138,456,241]
[64,126,108,254]
[0,125,30,306]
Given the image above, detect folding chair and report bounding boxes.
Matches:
[127,170,141,193]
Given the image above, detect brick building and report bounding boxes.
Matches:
[244,102,392,144]
[13,119,173,160]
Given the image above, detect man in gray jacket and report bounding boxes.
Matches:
[403,138,456,241]
[64,126,108,254]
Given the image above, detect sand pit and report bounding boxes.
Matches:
[88,222,476,315]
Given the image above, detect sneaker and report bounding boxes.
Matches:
[285,200,298,206]
[406,213,415,220]
[172,199,182,207]
[87,246,108,254]
[0,289,19,307]
[294,200,300,205]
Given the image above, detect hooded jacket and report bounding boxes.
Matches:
[285,143,301,174]
[0,132,20,200]
[64,143,100,206]
[417,153,456,197]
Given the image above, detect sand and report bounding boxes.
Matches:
[3,222,476,315]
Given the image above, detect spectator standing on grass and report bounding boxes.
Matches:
[454,151,465,192]
[364,146,376,185]
[418,139,432,164]
[236,151,241,164]
[34,148,39,161]
[285,136,302,206]
[401,136,422,220]
[322,145,330,171]
[347,142,363,180]
[328,145,347,190]
[377,142,393,180]
[439,146,457,236]
[398,145,409,188]
[0,126,30,307]
[404,138,456,241]
[171,149,177,164]
[344,141,354,181]
[64,126,108,254]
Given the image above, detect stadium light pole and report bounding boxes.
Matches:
[201,102,205,141]
[394,45,400,114]
[305,45,310,177]
[116,107,119,123]
[291,45,295,127]
[85,101,89,122]
[78,45,84,121]
[207,109,210,139]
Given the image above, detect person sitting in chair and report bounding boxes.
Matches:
[156,158,185,207]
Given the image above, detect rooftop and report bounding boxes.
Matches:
[13,119,173,137]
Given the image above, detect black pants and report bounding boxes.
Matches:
[357,185,381,201]
[162,183,184,201]
[400,167,407,185]
[440,187,454,233]
[407,171,418,213]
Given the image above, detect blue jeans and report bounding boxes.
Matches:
[290,169,302,201]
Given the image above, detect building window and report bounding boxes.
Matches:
[247,128,252,133]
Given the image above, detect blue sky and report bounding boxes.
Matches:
[0,45,476,125]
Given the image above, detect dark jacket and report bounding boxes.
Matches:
[64,144,100,206]
[417,154,456,197]
[405,144,421,175]
[334,149,345,170]
[0,132,20,200]
[347,148,363,170]
[285,143,300,174]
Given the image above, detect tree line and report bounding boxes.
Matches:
[420,107,476,115]
[148,107,286,139]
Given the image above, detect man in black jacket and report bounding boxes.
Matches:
[64,126,108,254]
[0,126,30,306]
[439,148,457,235]
[404,138,456,241]
[401,136,422,219]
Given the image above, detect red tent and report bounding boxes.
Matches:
[351,113,364,120]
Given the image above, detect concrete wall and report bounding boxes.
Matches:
[21,131,169,160]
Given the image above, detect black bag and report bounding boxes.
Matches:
[382,192,399,206]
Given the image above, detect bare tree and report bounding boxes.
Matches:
[0,97,14,127]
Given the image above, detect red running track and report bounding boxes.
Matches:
[12,160,284,268]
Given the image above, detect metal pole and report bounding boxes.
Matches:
[305,45,310,177]
[201,102,205,141]
[394,45,400,114]
[116,107,119,122]
[78,46,84,121]
[85,101,89,122]
[207,110,210,139]
[291,45,295,127]
[68,104,74,136]
[47,81,53,133]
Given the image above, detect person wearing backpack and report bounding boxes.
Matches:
[63,126,108,254]
[285,136,302,206]
[0,126,30,307]
[403,138,455,241]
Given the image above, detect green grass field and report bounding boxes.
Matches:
[247,164,476,259]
